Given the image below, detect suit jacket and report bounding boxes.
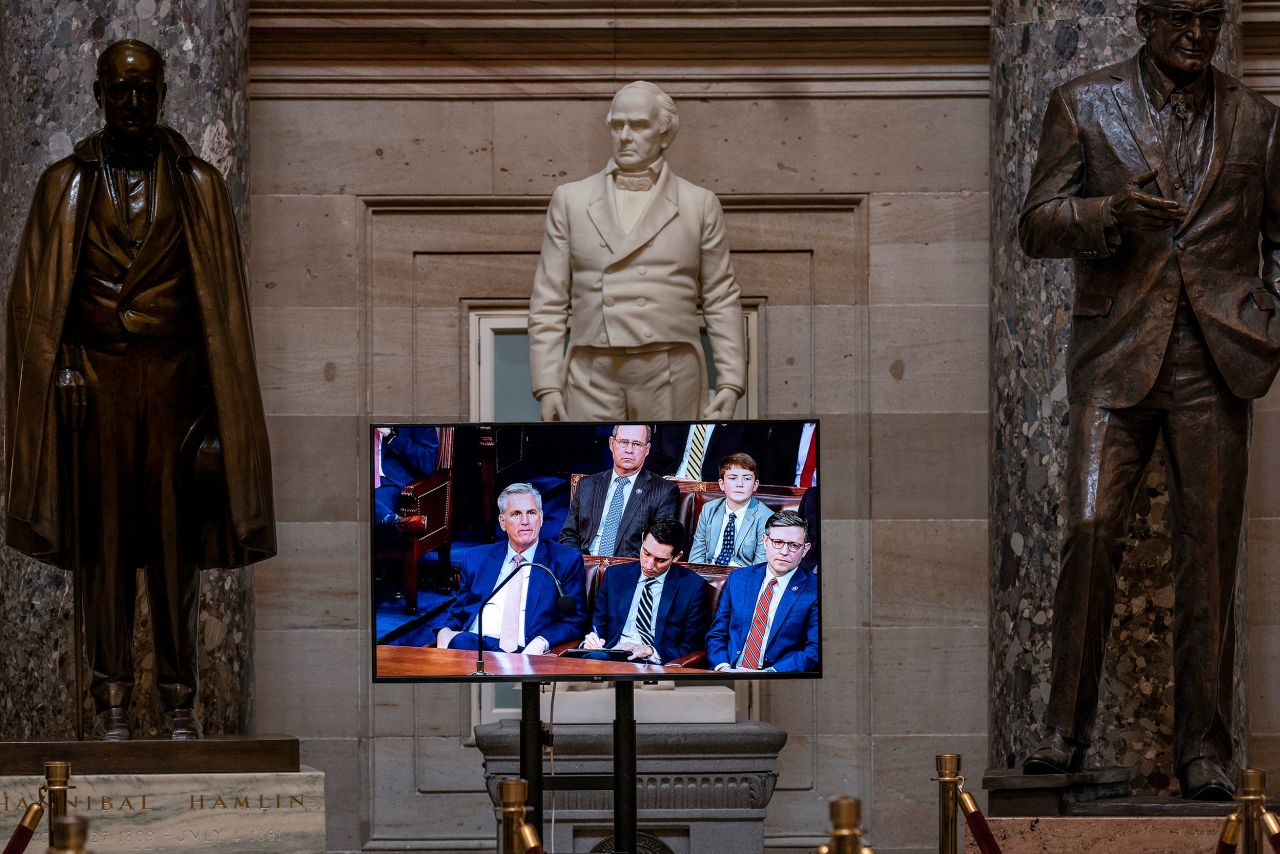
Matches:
[592,562,711,663]
[650,422,799,487]
[558,468,680,557]
[706,564,819,673]
[381,427,439,487]
[689,496,771,565]
[528,161,746,400]
[5,127,275,569]
[1020,55,1280,407]
[443,539,589,650]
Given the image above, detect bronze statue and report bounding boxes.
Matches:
[4,40,276,740]
[1018,1,1280,799]
[528,81,746,421]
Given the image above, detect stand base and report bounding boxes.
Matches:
[0,737,299,775]
[966,815,1223,853]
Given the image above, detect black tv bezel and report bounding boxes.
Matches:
[368,418,822,684]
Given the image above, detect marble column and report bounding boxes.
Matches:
[0,1,252,738]
[989,1,1244,792]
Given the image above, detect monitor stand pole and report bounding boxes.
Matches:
[518,680,640,854]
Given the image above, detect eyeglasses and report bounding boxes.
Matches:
[612,439,649,450]
[763,535,808,554]
[1149,5,1226,32]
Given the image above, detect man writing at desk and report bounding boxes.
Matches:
[436,483,587,654]
[707,510,819,674]
[576,517,711,664]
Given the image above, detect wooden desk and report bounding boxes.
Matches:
[376,645,711,679]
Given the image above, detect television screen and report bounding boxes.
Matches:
[371,420,820,682]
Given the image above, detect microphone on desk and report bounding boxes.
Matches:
[470,560,577,675]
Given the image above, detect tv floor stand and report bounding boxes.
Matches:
[521,680,638,854]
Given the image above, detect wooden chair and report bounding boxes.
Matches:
[395,426,456,614]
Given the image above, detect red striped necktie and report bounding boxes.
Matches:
[741,578,778,670]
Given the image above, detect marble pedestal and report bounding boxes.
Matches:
[966,815,1223,853]
[0,768,324,853]
[475,719,785,854]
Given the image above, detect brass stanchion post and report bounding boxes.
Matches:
[499,779,528,854]
[39,763,70,832]
[1237,769,1267,854]
[935,754,962,854]
[820,796,865,854]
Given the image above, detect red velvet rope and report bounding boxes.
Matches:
[961,804,1002,854]
[0,825,35,854]
[1216,841,1239,854]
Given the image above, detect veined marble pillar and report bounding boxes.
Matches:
[989,1,1244,791]
[0,1,252,738]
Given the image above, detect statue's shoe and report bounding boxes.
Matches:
[1179,758,1234,801]
[169,707,203,741]
[1022,730,1084,774]
[98,707,130,741]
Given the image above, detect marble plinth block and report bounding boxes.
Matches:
[0,769,324,853]
[966,815,1222,854]
[476,720,785,854]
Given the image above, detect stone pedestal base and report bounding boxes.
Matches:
[476,719,785,854]
[965,815,1223,853]
[0,768,325,853]
[984,767,1135,816]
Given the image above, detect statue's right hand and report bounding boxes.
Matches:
[56,367,87,431]
[538,391,567,422]
[1109,170,1185,231]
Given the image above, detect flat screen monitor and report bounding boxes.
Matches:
[371,420,820,682]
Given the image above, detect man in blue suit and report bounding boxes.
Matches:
[707,509,819,673]
[373,426,440,536]
[689,452,772,566]
[436,483,588,654]
[577,516,711,664]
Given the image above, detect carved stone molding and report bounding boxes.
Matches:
[248,0,989,98]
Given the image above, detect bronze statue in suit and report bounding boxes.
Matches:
[1018,1,1280,799]
[528,81,746,421]
[5,41,275,740]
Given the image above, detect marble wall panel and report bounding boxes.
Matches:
[369,737,494,842]
[813,413,871,521]
[869,192,989,306]
[816,627,873,736]
[250,99,496,196]
[1248,519,1280,626]
[871,627,988,735]
[762,305,815,416]
[266,415,361,523]
[1250,410,1280,517]
[1250,624,1280,733]
[822,519,873,629]
[869,413,988,520]
[870,305,988,413]
[249,194,358,308]
[411,683,469,740]
[872,520,988,627]
[815,305,868,415]
[371,682,416,738]
[254,307,360,415]
[254,628,361,739]
[300,737,362,851]
[254,522,361,630]
[731,252,813,305]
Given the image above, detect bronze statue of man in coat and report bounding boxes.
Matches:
[4,40,276,740]
[1019,1,1280,799]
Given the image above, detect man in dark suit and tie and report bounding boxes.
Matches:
[706,510,819,674]
[373,427,440,538]
[651,422,799,487]
[437,483,588,654]
[577,516,711,664]
[559,423,680,558]
[1018,0,1280,799]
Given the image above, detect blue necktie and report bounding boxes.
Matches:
[596,476,630,556]
[715,511,737,566]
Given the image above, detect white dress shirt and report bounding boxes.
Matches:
[469,542,538,644]
[617,570,668,662]
[677,423,716,479]
[590,471,638,555]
